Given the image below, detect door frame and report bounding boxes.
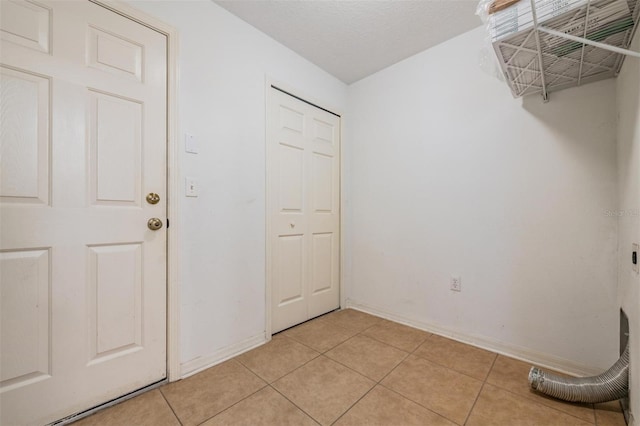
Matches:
[264,78,346,338]
[91,0,181,382]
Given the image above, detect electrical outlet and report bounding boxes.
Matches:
[451,276,461,292]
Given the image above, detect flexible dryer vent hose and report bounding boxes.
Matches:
[528,343,629,403]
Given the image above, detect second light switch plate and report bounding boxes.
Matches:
[185,133,198,154]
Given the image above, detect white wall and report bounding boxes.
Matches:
[345,26,620,374]
[124,0,625,382]
[128,0,347,375]
[616,28,640,424]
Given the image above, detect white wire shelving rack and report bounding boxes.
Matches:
[492,0,640,100]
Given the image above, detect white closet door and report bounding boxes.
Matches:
[268,88,340,333]
[0,1,167,424]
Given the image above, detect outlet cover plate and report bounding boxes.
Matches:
[451,276,461,292]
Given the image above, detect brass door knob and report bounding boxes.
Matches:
[147,218,163,230]
[146,193,160,204]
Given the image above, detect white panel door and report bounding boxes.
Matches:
[268,88,340,333]
[0,1,167,424]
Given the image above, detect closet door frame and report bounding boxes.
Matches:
[265,77,346,337]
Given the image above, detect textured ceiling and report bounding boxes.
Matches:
[214,0,482,84]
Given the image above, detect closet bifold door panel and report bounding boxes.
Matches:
[268,87,340,333]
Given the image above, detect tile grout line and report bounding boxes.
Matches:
[226,334,331,425]
[328,319,415,426]
[484,356,598,425]
[358,325,430,353]
[461,354,498,425]
[234,336,322,379]
[268,349,324,382]
[485,384,598,426]
[410,335,504,383]
[282,326,356,355]
[377,383,456,425]
[462,382,488,426]
[316,316,458,424]
[158,387,184,426]
[176,311,604,426]
[267,383,322,425]
[377,349,413,384]
[270,316,389,425]
[481,354,499,383]
[363,330,482,426]
[349,342,465,424]
[328,384,377,426]
[374,358,465,426]
[194,384,269,426]
[191,360,270,426]
[491,387,596,424]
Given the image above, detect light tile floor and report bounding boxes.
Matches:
[75,309,627,426]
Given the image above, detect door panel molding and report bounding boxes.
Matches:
[0,1,180,423]
[265,79,344,336]
[91,0,181,383]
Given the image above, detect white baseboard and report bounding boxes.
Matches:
[345,300,603,377]
[180,333,267,379]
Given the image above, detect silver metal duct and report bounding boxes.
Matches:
[528,343,629,403]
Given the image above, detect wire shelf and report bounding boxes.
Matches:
[491,0,640,99]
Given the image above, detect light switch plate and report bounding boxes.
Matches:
[633,243,639,274]
[185,133,198,154]
[185,177,198,197]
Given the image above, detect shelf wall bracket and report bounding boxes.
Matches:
[577,0,592,85]
[530,0,549,102]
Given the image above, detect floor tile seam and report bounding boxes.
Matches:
[376,382,463,425]
[333,319,386,336]
[326,331,411,358]
[279,332,334,354]
[482,354,499,384]
[376,349,412,384]
[377,349,481,425]
[321,350,393,384]
[281,320,358,352]
[358,331,420,352]
[591,406,625,426]
[408,350,497,383]
[319,336,356,354]
[341,323,387,341]
[408,335,431,354]
[260,351,325,385]
[158,386,185,426]
[313,318,358,336]
[328,384,378,426]
[272,333,323,354]
[184,360,269,426]
[193,383,269,426]
[481,381,597,424]
[232,341,320,382]
[377,383,459,425]
[267,383,322,426]
[462,380,487,425]
[232,357,274,386]
[483,356,597,423]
